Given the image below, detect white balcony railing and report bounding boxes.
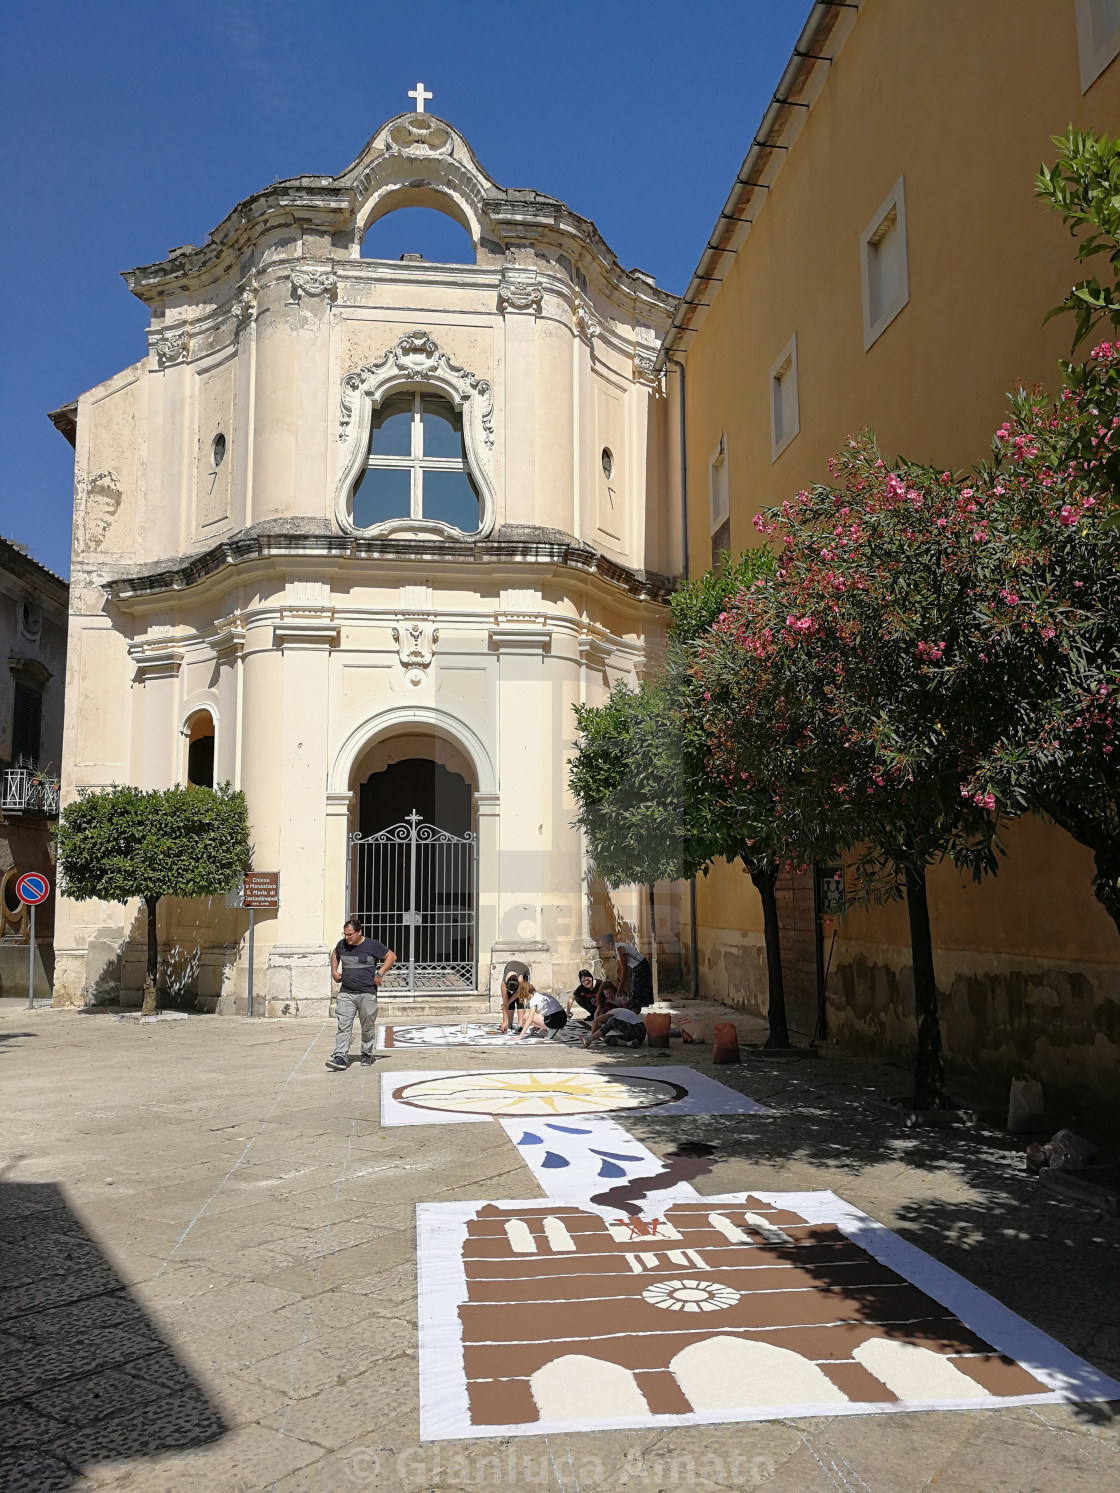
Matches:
[2,768,60,817]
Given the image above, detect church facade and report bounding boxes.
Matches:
[51,109,678,1014]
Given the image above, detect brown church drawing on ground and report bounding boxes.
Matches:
[416,1186,1120,1440]
[460,1198,1043,1424]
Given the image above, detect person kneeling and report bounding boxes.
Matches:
[585,1001,646,1048]
[516,989,568,1040]
[567,968,602,1019]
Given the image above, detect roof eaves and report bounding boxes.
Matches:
[657,0,855,369]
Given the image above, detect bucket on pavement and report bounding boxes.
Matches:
[712,1021,741,1064]
[645,1011,671,1049]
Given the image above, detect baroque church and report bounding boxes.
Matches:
[51,101,681,1014]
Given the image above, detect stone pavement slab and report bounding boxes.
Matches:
[1,1006,1117,1492]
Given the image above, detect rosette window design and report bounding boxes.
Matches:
[641,1278,742,1313]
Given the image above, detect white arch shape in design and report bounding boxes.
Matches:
[670,1337,849,1412]
[328,703,497,798]
[334,330,496,542]
[530,1355,652,1423]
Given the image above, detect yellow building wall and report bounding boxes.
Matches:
[681,0,1120,1103]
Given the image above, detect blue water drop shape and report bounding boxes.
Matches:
[597,1159,626,1178]
[540,1152,570,1168]
[546,1123,592,1134]
[517,1131,543,1147]
[590,1148,644,1161]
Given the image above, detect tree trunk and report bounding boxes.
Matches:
[1092,847,1120,939]
[142,895,159,1015]
[749,862,790,1049]
[647,883,660,1003]
[903,863,945,1109]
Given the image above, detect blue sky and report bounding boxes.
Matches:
[0,0,808,578]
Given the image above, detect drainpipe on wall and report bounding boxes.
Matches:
[667,354,700,1001]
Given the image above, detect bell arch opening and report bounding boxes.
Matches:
[347,732,479,993]
[361,203,476,265]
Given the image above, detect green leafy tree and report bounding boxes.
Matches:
[1039,127,1120,351]
[570,551,799,1047]
[698,446,1008,1108]
[57,784,250,1013]
[947,129,1120,930]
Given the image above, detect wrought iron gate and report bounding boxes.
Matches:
[347,811,477,993]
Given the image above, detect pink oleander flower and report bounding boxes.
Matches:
[1059,505,1079,526]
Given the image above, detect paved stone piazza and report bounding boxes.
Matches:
[2,1000,1117,1492]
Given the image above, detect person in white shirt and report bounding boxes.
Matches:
[583,1001,646,1048]
[514,989,568,1040]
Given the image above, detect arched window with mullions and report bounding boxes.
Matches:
[351,392,480,534]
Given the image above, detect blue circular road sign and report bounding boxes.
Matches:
[16,872,50,906]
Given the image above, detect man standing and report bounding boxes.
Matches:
[326,915,395,1072]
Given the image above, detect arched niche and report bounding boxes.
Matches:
[183,705,216,789]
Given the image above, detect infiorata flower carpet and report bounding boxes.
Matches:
[388,1064,1120,1440]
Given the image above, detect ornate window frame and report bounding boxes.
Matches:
[335,331,496,540]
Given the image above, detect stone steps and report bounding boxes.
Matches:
[375,992,495,1020]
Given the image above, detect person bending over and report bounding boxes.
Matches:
[568,969,602,1019]
[615,939,653,1013]
[500,969,532,1033]
[326,916,395,1071]
[515,988,568,1040]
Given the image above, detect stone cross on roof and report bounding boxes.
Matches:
[408,81,433,114]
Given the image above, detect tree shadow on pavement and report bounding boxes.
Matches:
[619,1048,1120,1410]
[0,1178,228,1490]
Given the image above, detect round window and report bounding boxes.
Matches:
[601,447,613,479]
[212,432,227,468]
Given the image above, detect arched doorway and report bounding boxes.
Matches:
[347,738,478,993]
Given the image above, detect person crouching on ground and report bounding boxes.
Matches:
[500,971,532,1034]
[583,992,646,1048]
[567,969,602,1019]
[515,988,568,1040]
[326,916,395,1071]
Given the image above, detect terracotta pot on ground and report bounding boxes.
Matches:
[712,1021,741,1064]
[645,1011,671,1049]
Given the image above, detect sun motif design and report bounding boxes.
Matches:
[641,1278,742,1313]
[392,1069,687,1117]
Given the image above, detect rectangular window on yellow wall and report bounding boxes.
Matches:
[709,435,730,567]
[1076,0,1120,91]
[769,335,799,462]
[861,177,909,350]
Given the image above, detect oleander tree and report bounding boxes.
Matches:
[570,550,801,1047]
[696,446,1010,1108]
[57,784,250,1013]
[944,129,1120,931]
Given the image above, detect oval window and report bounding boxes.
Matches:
[212,433,227,468]
[601,447,614,479]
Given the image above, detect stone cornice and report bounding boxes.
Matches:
[127,640,185,680]
[102,525,673,608]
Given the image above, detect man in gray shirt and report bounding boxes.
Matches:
[326,915,395,1071]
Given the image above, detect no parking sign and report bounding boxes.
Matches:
[16,871,49,1008]
[16,872,50,906]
